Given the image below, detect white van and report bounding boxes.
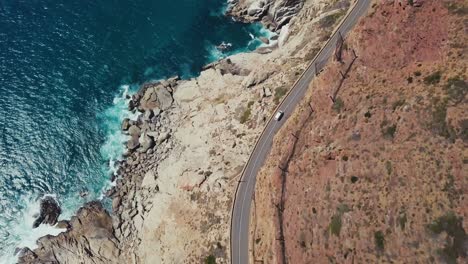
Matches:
[274,110,284,121]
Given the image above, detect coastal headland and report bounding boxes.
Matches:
[17,0,374,263]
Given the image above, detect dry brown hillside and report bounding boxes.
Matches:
[250,0,467,263]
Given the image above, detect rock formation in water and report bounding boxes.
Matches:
[32,196,61,228]
[19,201,120,264]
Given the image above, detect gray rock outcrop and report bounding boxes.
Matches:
[228,0,304,31]
[18,201,121,264]
[32,196,61,228]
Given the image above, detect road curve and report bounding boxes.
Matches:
[230,1,371,263]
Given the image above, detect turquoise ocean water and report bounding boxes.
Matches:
[0,0,271,262]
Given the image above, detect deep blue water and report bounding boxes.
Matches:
[0,0,269,261]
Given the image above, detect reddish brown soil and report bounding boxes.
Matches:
[251,1,467,263]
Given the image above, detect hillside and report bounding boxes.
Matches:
[251,0,467,263]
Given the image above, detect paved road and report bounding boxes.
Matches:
[230,0,371,263]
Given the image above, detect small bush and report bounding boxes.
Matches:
[392,99,406,111]
[319,10,346,28]
[205,255,216,264]
[300,240,307,248]
[427,212,467,264]
[247,100,254,108]
[329,204,350,236]
[382,124,397,139]
[374,231,385,251]
[424,71,442,85]
[430,99,456,141]
[414,71,422,77]
[333,97,345,113]
[398,212,407,230]
[364,111,372,118]
[442,174,459,205]
[329,214,342,236]
[460,119,468,142]
[240,108,251,124]
[274,86,287,104]
[350,176,359,183]
[385,160,392,175]
[444,76,467,104]
[337,204,350,214]
[407,76,413,83]
[445,2,468,15]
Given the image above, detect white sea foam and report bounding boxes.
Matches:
[99,84,139,176]
[209,2,229,17]
[206,44,226,62]
[0,195,66,264]
[247,23,277,49]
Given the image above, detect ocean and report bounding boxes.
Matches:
[0,0,271,262]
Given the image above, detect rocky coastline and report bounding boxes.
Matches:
[18,0,355,263]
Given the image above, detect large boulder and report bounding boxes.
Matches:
[18,201,121,264]
[32,196,61,228]
[121,118,130,131]
[127,125,141,151]
[138,133,155,153]
[139,85,173,111]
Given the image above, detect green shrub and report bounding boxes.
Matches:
[430,99,456,141]
[319,10,346,28]
[444,76,467,104]
[329,204,350,236]
[427,212,467,264]
[274,86,288,104]
[382,124,397,139]
[392,99,406,111]
[374,231,385,251]
[445,2,468,15]
[385,160,392,175]
[332,97,345,113]
[460,119,468,142]
[240,108,251,124]
[205,255,216,264]
[424,71,442,85]
[329,214,342,236]
[398,212,407,230]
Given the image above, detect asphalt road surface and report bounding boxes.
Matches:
[230,0,371,263]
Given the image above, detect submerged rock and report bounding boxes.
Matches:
[32,196,61,228]
[216,42,233,52]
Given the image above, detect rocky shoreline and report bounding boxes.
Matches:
[18,0,355,263]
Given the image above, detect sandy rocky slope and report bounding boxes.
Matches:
[17,0,359,263]
[250,0,467,263]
